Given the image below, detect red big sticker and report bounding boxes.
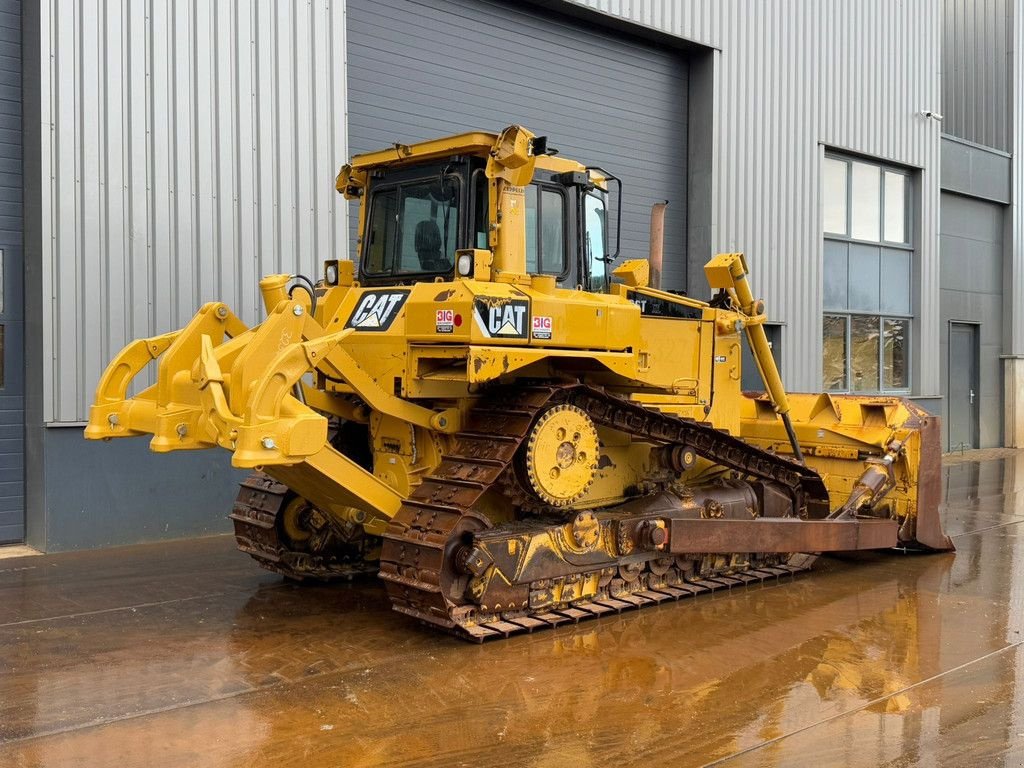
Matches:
[436,308,454,334]
[532,315,552,340]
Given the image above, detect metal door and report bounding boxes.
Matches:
[948,322,979,451]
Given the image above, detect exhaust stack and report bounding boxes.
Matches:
[649,201,668,289]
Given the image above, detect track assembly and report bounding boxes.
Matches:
[379,383,833,641]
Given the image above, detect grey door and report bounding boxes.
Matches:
[347,0,690,289]
[939,193,1004,447]
[948,322,978,451]
[0,1,22,543]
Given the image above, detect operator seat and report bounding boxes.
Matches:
[414,220,448,272]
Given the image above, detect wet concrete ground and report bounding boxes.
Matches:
[2,452,1024,767]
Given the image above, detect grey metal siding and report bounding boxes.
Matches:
[939,193,1004,448]
[1010,2,1024,356]
[0,0,21,543]
[568,0,943,396]
[941,135,1011,204]
[942,0,1012,152]
[34,0,949,413]
[35,0,348,423]
[347,0,690,289]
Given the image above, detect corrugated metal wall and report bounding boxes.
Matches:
[36,0,348,423]
[36,0,948,419]
[942,0,1012,152]
[1012,1,1024,356]
[567,0,944,395]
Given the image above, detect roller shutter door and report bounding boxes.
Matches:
[347,0,690,288]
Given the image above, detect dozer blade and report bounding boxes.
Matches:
[740,391,953,552]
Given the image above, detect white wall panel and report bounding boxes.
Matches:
[37,0,348,422]
[568,0,943,395]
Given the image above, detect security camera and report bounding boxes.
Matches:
[922,110,944,121]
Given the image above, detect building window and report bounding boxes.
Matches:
[822,155,912,393]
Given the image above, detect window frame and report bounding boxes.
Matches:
[359,168,465,282]
[363,185,400,275]
[525,181,571,280]
[823,312,911,394]
[582,189,610,292]
[823,154,912,250]
[822,153,914,394]
[470,167,489,251]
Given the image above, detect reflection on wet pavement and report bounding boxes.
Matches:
[2,452,1024,767]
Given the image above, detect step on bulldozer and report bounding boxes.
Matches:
[86,125,953,641]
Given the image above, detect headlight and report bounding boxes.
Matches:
[325,262,339,285]
[457,253,473,276]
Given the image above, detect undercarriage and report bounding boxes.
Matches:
[232,383,946,641]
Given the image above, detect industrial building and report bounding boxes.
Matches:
[3,0,1022,551]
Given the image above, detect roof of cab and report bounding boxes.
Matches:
[347,128,593,180]
[349,131,500,170]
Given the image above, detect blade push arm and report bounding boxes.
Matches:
[705,252,804,463]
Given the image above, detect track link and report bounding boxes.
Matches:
[459,555,817,642]
[231,472,378,581]
[380,384,828,641]
[379,386,556,627]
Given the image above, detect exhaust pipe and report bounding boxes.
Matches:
[649,201,668,289]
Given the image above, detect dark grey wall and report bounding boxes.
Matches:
[38,428,241,552]
[22,0,42,548]
[347,0,691,288]
[939,192,1005,449]
[686,49,715,295]
[0,0,22,543]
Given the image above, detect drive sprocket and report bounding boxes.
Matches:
[523,403,599,507]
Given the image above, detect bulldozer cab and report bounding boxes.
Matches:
[349,138,614,292]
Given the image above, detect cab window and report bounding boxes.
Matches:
[363,176,460,276]
[584,191,609,291]
[472,170,488,249]
[365,189,398,273]
[525,184,566,276]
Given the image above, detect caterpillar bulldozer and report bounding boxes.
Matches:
[85,125,952,641]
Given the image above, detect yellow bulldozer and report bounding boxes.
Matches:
[85,125,952,641]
